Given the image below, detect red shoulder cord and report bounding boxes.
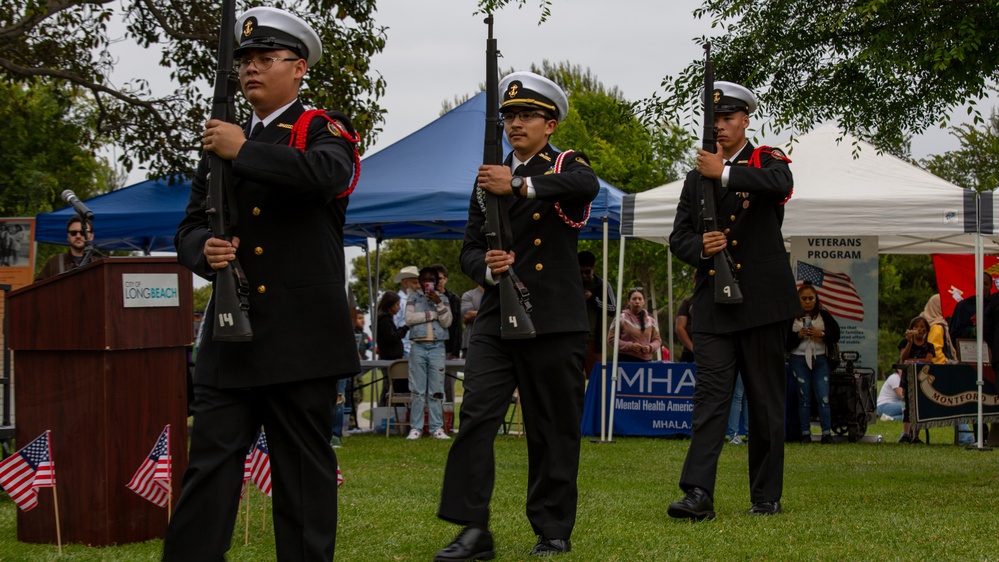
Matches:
[289,109,362,199]
[748,145,793,205]
[552,150,591,228]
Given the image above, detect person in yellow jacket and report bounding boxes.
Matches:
[920,294,955,364]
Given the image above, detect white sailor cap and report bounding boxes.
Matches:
[706,81,758,114]
[499,71,569,122]
[235,7,322,67]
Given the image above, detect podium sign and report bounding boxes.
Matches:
[6,257,192,546]
[582,362,696,437]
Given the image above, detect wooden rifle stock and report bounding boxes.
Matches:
[482,15,535,339]
[206,0,253,341]
[701,43,743,304]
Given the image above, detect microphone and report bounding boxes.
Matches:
[61,190,94,219]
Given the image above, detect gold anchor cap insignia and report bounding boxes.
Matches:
[243,19,255,37]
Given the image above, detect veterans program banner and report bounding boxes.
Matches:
[581,362,695,437]
[907,363,999,429]
[789,236,878,372]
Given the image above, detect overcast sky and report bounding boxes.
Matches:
[114,0,988,185]
[112,0,992,293]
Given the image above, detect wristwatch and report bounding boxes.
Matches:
[510,176,525,198]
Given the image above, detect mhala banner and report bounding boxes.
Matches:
[581,362,695,437]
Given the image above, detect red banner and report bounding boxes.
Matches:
[932,254,999,318]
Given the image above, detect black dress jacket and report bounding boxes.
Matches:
[461,144,600,337]
[669,142,801,333]
[176,100,361,388]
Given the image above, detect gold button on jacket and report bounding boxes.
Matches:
[257,285,266,294]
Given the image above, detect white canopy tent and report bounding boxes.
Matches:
[595,124,998,444]
[622,124,999,253]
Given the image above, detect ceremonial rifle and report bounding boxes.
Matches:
[701,43,743,304]
[205,0,253,341]
[482,15,535,339]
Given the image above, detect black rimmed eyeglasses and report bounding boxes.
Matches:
[500,111,551,124]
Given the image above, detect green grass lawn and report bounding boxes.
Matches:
[1,420,996,561]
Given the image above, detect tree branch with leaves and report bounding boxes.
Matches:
[643,0,999,155]
[1,0,387,178]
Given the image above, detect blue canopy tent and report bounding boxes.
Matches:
[34,177,191,253]
[343,91,623,241]
[35,91,623,250]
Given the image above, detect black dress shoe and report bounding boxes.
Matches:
[434,527,495,561]
[747,501,782,516]
[667,487,715,521]
[530,536,571,556]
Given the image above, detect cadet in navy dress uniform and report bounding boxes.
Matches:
[164,7,360,561]
[435,72,599,560]
[666,82,801,520]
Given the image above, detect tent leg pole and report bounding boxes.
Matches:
[972,220,992,451]
[607,236,627,443]
[667,251,674,359]
[599,218,609,442]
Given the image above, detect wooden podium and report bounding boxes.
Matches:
[6,257,192,546]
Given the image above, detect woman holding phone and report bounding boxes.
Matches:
[787,282,841,444]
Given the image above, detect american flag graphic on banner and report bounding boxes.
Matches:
[246,430,272,497]
[126,425,171,507]
[0,430,55,511]
[796,261,864,322]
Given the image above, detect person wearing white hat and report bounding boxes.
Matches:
[165,6,360,561]
[392,265,420,357]
[435,71,599,559]
[667,80,799,521]
[374,265,420,406]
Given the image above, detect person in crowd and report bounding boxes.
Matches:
[35,216,94,281]
[666,81,799,520]
[460,285,484,358]
[393,265,421,357]
[897,316,934,443]
[331,307,368,447]
[435,71,599,560]
[405,266,453,440]
[675,296,695,363]
[376,290,409,405]
[899,316,935,364]
[949,273,994,342]
[980,285,999,446]
[432,263,463,403]
[580,250,616,377]
[787,282,841,444]
[726,374,749,445]
[921,294,955,364]
[347,307,370,430]
[608,288,661,362]
[355,308,372,359]
[876,372,904,421]
[920,294,975,444]
[163,7,360,560]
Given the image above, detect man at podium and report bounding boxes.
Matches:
[163,6,360,561]
[34,216,94,281]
